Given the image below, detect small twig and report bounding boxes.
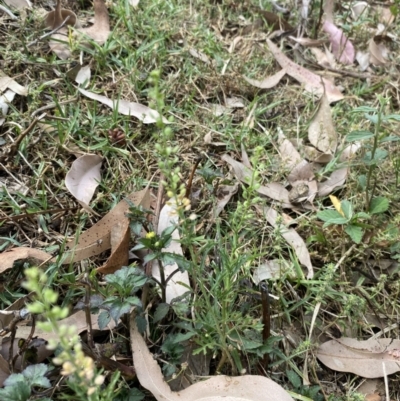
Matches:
[12,313,36,370]
[78,279,94,350]
[185,156,202,199]
[0,206,78,223]
[31,97,78,118]
[0,4,17,19]
[27,16,71,47]
[5,114,46,161]
[260,282,271,368]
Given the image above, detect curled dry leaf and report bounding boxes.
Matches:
[0,70,28,96]
[317,337,400,378]
[65,154,103,207]
[45,0,80,59]
[130,311,294,401]
[322,21,355,65]
[244,69,286,89]
[308,94,337,154]
[263,207,313,278]
[96,221,130,275]
[303,145,333,163]
[0,90,16,126]
[75,65,91,87]
[369,36,389,66]
[3,0,31,9]
[278,131,302,172]
[266,39,343,103]
[152,201,191,304]
[351,2,369,20]
[221,154,291,206]
[78,88,168,124]
[0,247,52,274]
[213,183,239,219]
[356,50,370,71]
[59,188,150,264]
[77,0,110,45]
[310,47,336,69]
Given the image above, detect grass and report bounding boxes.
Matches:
[1,0,400,400]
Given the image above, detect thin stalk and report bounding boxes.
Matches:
[365,106,383,209]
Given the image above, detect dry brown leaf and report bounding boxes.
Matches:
[263,207,313,278]
[60,188,150,264]
[213,183,239,219]
[189,48,211,65]
[130,311,294,401]
[0,71,28,96]
[244,69,286,89]
[152,201,191,303]
[303,146,333,163]
[278,131,302,172]
[369,36,389,66]
[45,0,79,29]
[3,0,31,9]
[0,90,16,126]
[221,154,291,206]
[351,2,369,19]
[0,247,52,274]
[78,88,168,124]
[45,0,80,59]
[266,39,343,103]
[77,0,110,45]
[65,154,103,207]
[322,21,355,65]
[310,47,336,69]
[308,94,337,154]
[317,142,360,197]
[96,221,130,274]
[317,337,400,378]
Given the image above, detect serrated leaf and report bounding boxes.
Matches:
[3,374,24,387]
[22,364,50,388]
[153,303,170,323]
[369,197,389,214]
[346,131,374,142]
[110,301,131,323]
[0,381,31,401]
[345,225,363,243]
[135,315,147,334]
[98,310,111,330]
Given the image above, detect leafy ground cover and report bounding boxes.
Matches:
[1,0,400,400]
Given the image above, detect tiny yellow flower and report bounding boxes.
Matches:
[146,231,156,239]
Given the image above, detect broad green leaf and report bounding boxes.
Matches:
[153,303,169,323]
[369,197,389,214]
[0,382,31,401]
[317,210,343,222]
[340,200,353,219]
[22,364,51,388]
[98,310,111,330]
[110,301,131,323]
[286,370,302,389]
[346,131,374,142]
[384,114,400,121]
[171,331,197,343]
[345,225,363,243]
